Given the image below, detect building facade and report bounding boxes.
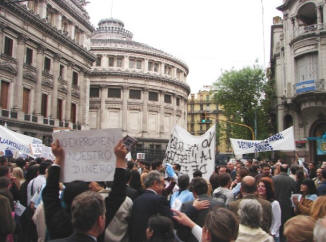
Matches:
[0,0,95,144]
[89,19,190,159]
[271,0,326,162]
[187,87,232,155]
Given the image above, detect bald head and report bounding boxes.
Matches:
[241,176,256,194]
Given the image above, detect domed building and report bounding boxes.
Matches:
[89,18,190,158]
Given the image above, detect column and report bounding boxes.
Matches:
[100,87,106,129]
[124,55,129,71]
[78,71,85,125]
[159,91,165,134]
[142,88,148,135]
[39,0,47,19]
[34,45,44,115]
[323,4,326,24]
[13,35,26,112]
[56,14,62,31]
[144,59,149,72]
[51,54,60,119]
[65,63,72,122]
[70,25,75,40]
[84,77,90,129]
[172,94,176,126]
[122,85,128,131]
[277,104,285,132]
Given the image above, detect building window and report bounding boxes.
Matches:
[57,99,63,121]
[23,88,30,114]
[41,94,47,117]
[164,94,171,104]
[44,57,51,72]
[90,87,100,98]
[25,47,33,65]
[129,58,135,68]
[71,103,76,124]
[164,65,172,75]
[148,61,153,71]
[117,57,123,67]
[149,91,158,101]
[129,89,141,99]
[154,63,159,72]
[108,56,114,67]
[59,65,64,78]
[4,36,13,57]
[176,97,180,106]
[96,55,102,66]
[108,88,121,98]
[72,71,78,86]
[136,60,142,69]
[0,81,9,109]
[200,104,203,111]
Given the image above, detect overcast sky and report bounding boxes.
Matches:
[86,0,284,94]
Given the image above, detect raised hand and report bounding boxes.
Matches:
[51,139,65,166]
[114,140,128,168]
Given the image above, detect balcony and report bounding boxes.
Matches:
[292,23,326,40]
[293,79,325,96]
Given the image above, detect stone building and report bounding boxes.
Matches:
[271,0,326,162]
[0,0,95,144]
[89,18,190,159]
[187,87,232,156]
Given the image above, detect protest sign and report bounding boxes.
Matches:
[137,153,145,160]
[230,126,295,156]
[31,144,55,160]
[53,129,122,182]
[164,125,215,180]
[0,125,41,157]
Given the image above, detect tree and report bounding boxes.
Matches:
[213,65,275,143]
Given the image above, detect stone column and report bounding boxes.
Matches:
[122,85,128,131]
[34,45,44,115]
[100,87,106,129]
[323,4,326,24]
[13,35,26,112]
[172,94,177,126]
[159,91,165,134]
[39,0,47,19]
[142,88,148,135]
[78,71,85,125]
[277,104,285,132]
[51,54,60,119]
[70,25,75,40]
[65,63,72,122]
[144,59,149,72]
[317,6,321,25]
[83,76,90,129]
[56,14,62,31]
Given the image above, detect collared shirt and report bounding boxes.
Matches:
[87,234,97,242]
[146,188,157,195]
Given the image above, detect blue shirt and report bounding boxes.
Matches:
[170,189,194,209]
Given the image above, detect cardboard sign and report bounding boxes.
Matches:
[136,153,145,160]
[53,129,122,182]
[164,125,216,180]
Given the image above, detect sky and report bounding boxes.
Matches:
[86,0,284,94]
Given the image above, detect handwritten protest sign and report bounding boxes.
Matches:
[164,125,216,180]
[53,129,122,182]
[230,126,295,156]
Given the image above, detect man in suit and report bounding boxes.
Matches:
[50,191,106,242]
[272,164,296,241]
[130,170,172,242]
[177,177,223,242]
[228,176,272,233]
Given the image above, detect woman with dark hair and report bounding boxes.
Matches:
[146,215,177,242]
[170,174,194,210]
[257,177,281,242]
[173,207,239,242]
[295,169,305,193]
[292,179,317,215]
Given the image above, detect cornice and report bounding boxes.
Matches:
[90,39,189,74]
[1,2,95,63]
[90,70,191,94]
[55,0,94,32]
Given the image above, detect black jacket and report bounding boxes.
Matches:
[49,232,96,242]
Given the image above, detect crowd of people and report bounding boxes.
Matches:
[1,139,326,242]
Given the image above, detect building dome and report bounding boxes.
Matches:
[89,18,190,159]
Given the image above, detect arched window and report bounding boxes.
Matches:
[297,3,317,26]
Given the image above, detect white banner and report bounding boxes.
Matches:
[0,125,41,157]
[53,129,122,182]
[164,125,216,180]
[230,126,295,156]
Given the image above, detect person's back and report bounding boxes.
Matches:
[272,164,296,224]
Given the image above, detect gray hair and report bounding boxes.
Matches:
[314,217,326,242]
[238,199,262,228]
[71,191,105,233]
[143,170,162,188]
